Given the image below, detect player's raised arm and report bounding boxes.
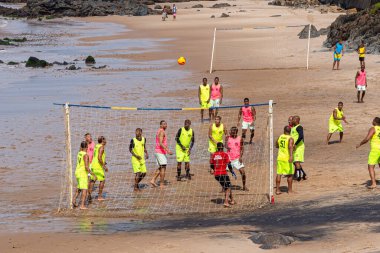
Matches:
[357,127,375,149]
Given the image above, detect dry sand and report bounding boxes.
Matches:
[1,0,380,252]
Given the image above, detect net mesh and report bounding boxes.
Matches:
[58,105,271,217]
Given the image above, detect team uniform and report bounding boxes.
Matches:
[329,108,344,133]
[241,106,255,130]
[227,136,244,170]
[172,5,177,17]
[130,137,147,174]
[199,84,211,109]
[368,126,380,165]
[210,83,222,107]
[209,123,225,153]
[334,42,343,61]
[87,141,95,163]
[356,70,367,91]
[358,46,365,62]
[210,151,231,190]
[291,124,305,163]
[75,151,88,190]
[277,134,294,175]
[155,128,168,166]
[90,144,106,181]
[176,127,194,162]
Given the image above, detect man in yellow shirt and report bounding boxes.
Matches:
[89,136,108,201]
[129,128,149,191]
[198,77,211,123]
[356,117,380,189]
[276,126,294,194]
[208,116,228,157]
[175,119,195,181]
[357,41,365,68]
[326,102,348,144]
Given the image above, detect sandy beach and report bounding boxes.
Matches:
[1,0,380,252]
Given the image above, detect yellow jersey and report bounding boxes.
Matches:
[277,134,292,162]
[371,126,380,150]
[199,84,210,102]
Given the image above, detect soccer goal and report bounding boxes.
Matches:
[56,101,274,217]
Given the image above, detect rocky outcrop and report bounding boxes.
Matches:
[319,0,380,10]
[324,8,380,53]
[269,0,319,8]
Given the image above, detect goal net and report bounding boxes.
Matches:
[57,102,274,217]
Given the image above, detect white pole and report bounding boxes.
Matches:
[64,103,73,209]
[210,27,216,74]
[269,100,274,204]
[306,24,311,70]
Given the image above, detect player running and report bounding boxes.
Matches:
[175,119,195,181]
[84,133,95,163]
[237,98,256,144]
[129,128,149,192]
[291,116,307,181]
[88,136,108,201]
[198,77,211,123]
[210,142,235,208]
[208,116,228,157]
[356,117,380,189]
[276,126,294,194]
[226,127,248,191]
[355,65,367,103]
[210,77,223,119]
[327,102,348,144]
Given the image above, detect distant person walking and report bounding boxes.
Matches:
[355,65,367,103]
[326,102,348,145]
[357,41,366,68]
[172,4,177,20]
[332,39,344,70]
[162,7,168,21]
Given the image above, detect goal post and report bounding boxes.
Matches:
[55,101,275,216]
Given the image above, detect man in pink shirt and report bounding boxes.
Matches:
[84,133,95,163]
[237,98,256,144]
[355,65,367,103]
[210,77,223,120]
[226,127,248,191]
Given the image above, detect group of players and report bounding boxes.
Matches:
[72,77,257,209]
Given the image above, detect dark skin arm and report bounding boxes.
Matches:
[144,140,149,159]
[198,86,201,105]
[355,71,359,87]
[84,154,96,180]
[189,131,195,155]
[288,137,294,163]
[220,85,223,104]
[275,137,280,148]
[252,106,256,121]
[159,130,172,155]
[239,137,244,162]
[356,127,375,148]
[129,139,142,160]
[98,146,108,172]
[237,107,242,124]
[209,124,217,144]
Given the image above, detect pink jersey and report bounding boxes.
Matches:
[356,70,366,86]
[242,106,254,123]
[227,136,241,161]
[87,141,95,163]
[155,128,167,154]
[211,83,222,100]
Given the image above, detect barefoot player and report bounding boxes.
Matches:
[175,119,195,181]
[210,77,223,119]
[130,128,149,191]
[327,102,348,144]
[355,65,367,103]
[291,116,307,181]
[208,116,227,157]
[276,126,294,194]
[237,98,256,144]
[88,136,108,201]
[198,77,211,122]
[356,117,380,189]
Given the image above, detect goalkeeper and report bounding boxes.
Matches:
[175,120,195,181]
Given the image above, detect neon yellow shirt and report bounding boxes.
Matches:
[91,144,106,170]
[199,84,210,102]
[277,134,291,162]
[132,137,145,164]
[371,126,380,150]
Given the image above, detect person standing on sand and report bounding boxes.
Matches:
[355,65,367,103]
[291,116,307,181]
[130,128,149,192]
[237,98,256,144]
[357,41,366,68]
[175,119,195,181]
[210,142,235,208]
[84,133,95,163]
[89,136,108,201]
[208,116,227,158]
[288,116,293,129]
[198,77,211,123]
[326,102,348,144]
[332,39,344,70]
[150,120,173,189]
[276,126,294,195]
[73,141,96,210]
[172,4,177,20]
[356,117,380,189]
[210,77,223,120]
[162,7,167,21]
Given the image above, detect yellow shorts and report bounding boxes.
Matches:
[200,100,211,109]
[91,167,105,181]
[208,141,217,153]
[368,149,380,165]
[132,160,147,174]
[76,175,88,190]
[176,147,190,162]
[329,122,343,133]
[277,160,294,175]
[294,144,305,163]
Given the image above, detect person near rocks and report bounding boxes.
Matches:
[332,39,344,70]
[276,126,294,195]
[355,65,367,103]
[88,136,108,201]
[326,102,348,145]
[210,142,235,208]
[84,133,95,163]
[237,98,256,144]
[162,7,167,21]
[129,128,149,192]
[198,77,211,123]
[357,41,366,68]
[210,77,223,119]
[175,119,195,181]
[150,120,173,189]
[291,116,307,181]
[172,4,177,20]
[356,117,380,189]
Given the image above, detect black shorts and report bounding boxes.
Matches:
[359,57,365,62]
[215,175,231,190]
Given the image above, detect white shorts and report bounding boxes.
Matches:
[357,85,366,91]
[242,121,255,130]
[155,153,167,166]
[230,159,244,170]
[210,99,220,108]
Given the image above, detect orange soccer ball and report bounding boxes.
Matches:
[177,56,186,65]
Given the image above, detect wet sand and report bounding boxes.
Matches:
[1,0,380,252]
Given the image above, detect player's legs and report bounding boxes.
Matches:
[332,60,336,70]
[361,91,366,103]
[337,59,340,70]
[368,165,376,188]
[150,169,160,187]
[176,162,182,181]
[73,188,80,207]
[159,165,167,189]
[98,181,105,200]
[239,168,248,191]
[275,175,282,195]
[339,132,343,142]
[286,175,293,193]
[249,129,255,144]
[200,109,204,122]
[87,180,95,202]
[326,133,333,144]
[80,189,88,209]
[185,162,191,180]
[242,129,247,140]
[134,172,141,191]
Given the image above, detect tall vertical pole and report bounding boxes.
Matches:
[306,24,311,70]
[64,103,73,209]
[269,100,274,204]
[210,27,216,74]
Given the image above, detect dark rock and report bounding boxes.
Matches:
[52,61,69,65]
[269,0,319,7]
[210,15,215,18]
[85,55,96,65]
[212,3,231,8]
[249,232,295,249]
[154,4,162,9]
[7,61,19,65]
[319,27,329,35]
[3,37,27,42]
[319,0,380,10]
[66,65,80,70]
[239,9,246,12]
[25,56,49,68]
[298,24,320,39]
[92,65,107,69]
[192,4,203,8]
[0,60,4,64]
[220,13,229,17]
[0,40,12,45]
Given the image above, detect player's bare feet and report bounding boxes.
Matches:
[72,202,78,208]
[223,203,231,208]
[80,206,88,210]
[367,185,376,189]
[242,187,249,191]
[150,181,158,188]
[133,188,140,192]
[276,191,282,195]
[98,197,105,201]
[229,200,236,205]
